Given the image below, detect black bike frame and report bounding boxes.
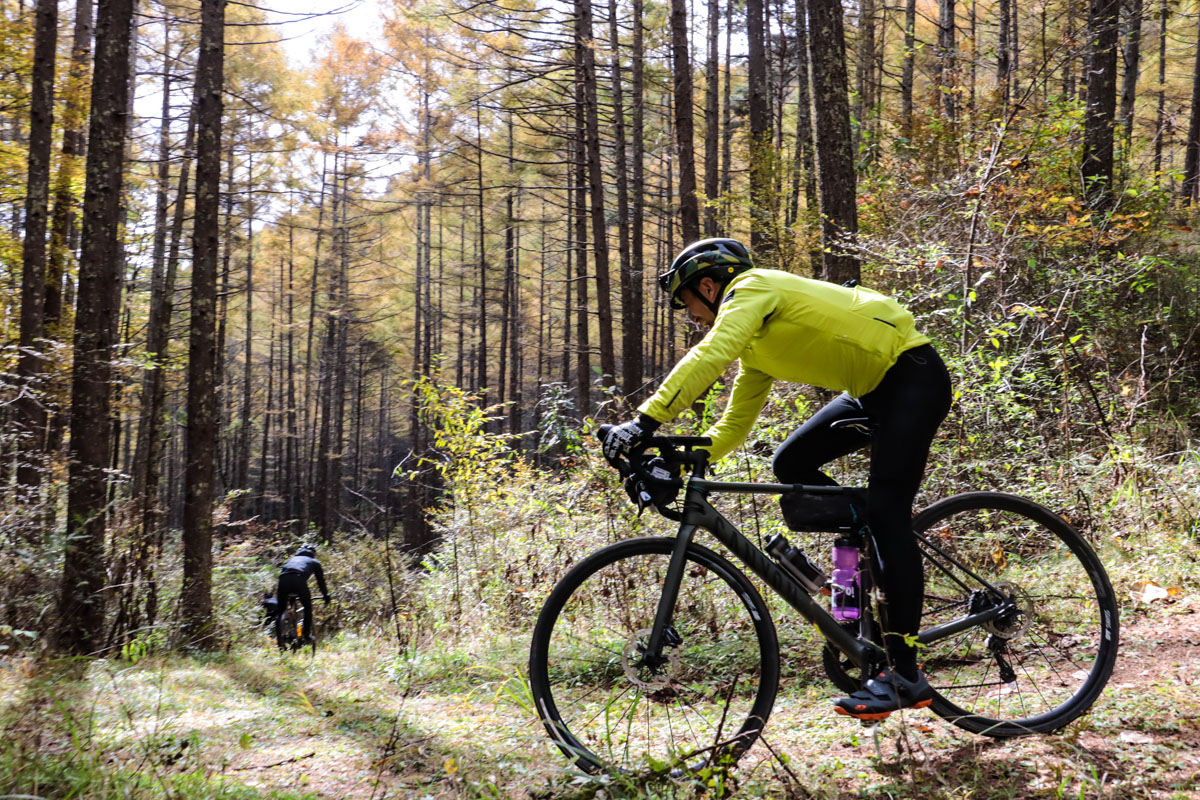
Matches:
[645,477,883,669]
[643,474,1013,671]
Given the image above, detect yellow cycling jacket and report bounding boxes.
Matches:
[637,269,930,461]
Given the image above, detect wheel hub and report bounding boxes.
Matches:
[623,628,681,690]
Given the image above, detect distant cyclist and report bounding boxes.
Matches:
[600,238,952,721]
[274,544,330,644]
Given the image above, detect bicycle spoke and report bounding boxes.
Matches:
[914,493,1117,736]
[531,539,777,773]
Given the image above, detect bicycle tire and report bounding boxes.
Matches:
[277,606,304,653]
[275,611,290,651]
[913,491,1119,737]
[529,537,780,774]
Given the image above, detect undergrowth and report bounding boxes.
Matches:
[3,119,1200,797]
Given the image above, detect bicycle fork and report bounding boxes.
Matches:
[640,524,698,671]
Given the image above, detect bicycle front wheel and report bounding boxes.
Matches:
[914,492,1119,737]
[529,537,780,774]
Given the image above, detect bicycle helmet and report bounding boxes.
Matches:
[658,238,754,311]
[296,544,316,558]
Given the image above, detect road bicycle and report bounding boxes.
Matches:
[528,429,1119,774]
[275,595,316,655]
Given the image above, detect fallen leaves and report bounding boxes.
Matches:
[1117,731,1155,745]
[1131,580,1182,605]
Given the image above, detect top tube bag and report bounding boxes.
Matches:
[779,488,868,532]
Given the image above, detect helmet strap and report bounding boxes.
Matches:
[682,275,730,317]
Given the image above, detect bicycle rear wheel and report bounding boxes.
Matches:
[529,537,779,774]
[913,492,1119,737]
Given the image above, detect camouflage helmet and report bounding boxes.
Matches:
[658,238,754,309]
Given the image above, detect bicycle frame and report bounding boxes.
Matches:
[642,472,1015,673]
[645,476,885,671]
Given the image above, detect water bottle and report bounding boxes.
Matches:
[764,533,827,594]
[830,536,861,621]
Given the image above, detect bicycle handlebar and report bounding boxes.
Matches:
[598,426,713,520]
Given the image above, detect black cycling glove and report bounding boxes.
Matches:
[600,415,660,461]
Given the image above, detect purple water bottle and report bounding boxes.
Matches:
[831,536,860,621]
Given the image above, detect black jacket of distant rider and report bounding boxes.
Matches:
[279,555,329,598]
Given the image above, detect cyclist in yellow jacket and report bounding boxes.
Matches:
[600,238,952,721]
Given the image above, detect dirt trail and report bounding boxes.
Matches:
[5,600,1198,798]
[214,602,1200,798]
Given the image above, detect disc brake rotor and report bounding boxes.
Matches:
[984,580,1034,639]
[623,628,681,690]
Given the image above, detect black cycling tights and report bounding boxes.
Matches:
[771,343,952,677]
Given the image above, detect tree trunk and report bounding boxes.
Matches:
[474,104,489,404]
[998,0,1011,105]
[938,0,957,124]
[807,0,859,284]
[1183,11,1200,203]
[214,148,235,490]
[15,0,58,491]
[234,159,255,520]
[631,0,648,401]
[1154,0,1167,181]
[609,0,642,401]
[47,0,95,332]
[323,171,350,542]
[180,0,226,648]
[54,0,137,656]
[123,35,194,645]
[572,75,592,414]
[1083,0,1120,209]
[284,223,300,522]
[853,0,874,153]
[256,302,275,519]
[561,158,573,393]
[901,0,916,135]
[670,0,701,244]
[299,153,329,538]
[576,0,616,385]
[703,0,720,237]
[1120,0,1143,146]
[789,0,819,274]
[746,0,772,251]
[507,194,521,435]
[720,4,733,226]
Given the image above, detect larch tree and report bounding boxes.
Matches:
[1082,0,1119,209]
[577,0,616,384]
[746,0,771,250]
[54,0,138,656]
[806,0,858,284]
[180,0,227,646]
[1120,0,1142,143]
[670,0,701,245]
[44,0,96,460]
[609,0,643,399]
[703,0,720,238]
[900,0,916,136]
[15,0,57,492]
[1183,10,1200,204]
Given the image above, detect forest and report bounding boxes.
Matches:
[1,0,1199,796]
